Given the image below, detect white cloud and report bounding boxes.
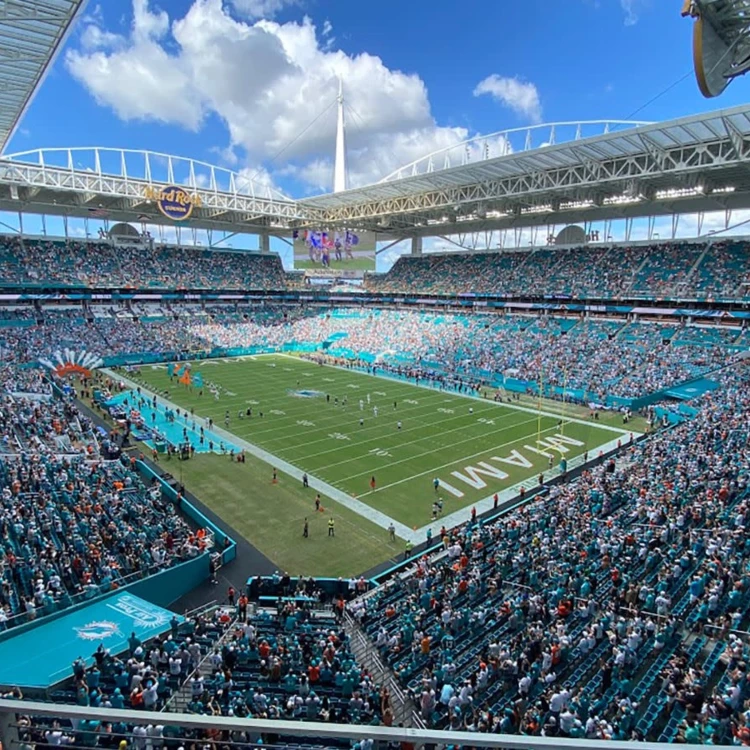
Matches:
[620,0,640,26]
[66,0,469,193]
[230,0,298,20]
[79,23,125,50]
[321,18,334,50]
[66,0,202,129]
[473,74,542,124]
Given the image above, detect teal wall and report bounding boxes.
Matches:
[127,555,210,607]
[136,460,237,564]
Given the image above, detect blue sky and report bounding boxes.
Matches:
[2,0,749,266]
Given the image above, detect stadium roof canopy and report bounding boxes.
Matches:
[1,104,750,239]
[300,105,750,236]
[0,0,86,154]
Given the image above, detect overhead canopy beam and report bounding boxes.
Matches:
[0,0,89,154]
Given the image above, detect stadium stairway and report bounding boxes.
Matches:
[677,243,711,296]
[342,611,419,727]
[162,608,240,713]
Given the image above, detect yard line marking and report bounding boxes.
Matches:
[314,411,542,474]
[289,402,522,462]
[277,353,631,436]
[353,418,570,494]
[102,368,421,544]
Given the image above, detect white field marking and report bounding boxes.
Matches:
[438,480,465,498]
[183,358,443,420]
[451,461,510,490]
[103,368,419,543]
[275,352,632,436]
[140,354,629,481]
[354,420,631,497]
[314,410,544,476]
[368,448,392,458]
[374,391,387,397]
[235,383,530,456]
[224,385,484,447]
[203,393,462,456]
[343,415,553,487]
[421,434,629,538]
[230,388,455,447]
[288,401,525,463]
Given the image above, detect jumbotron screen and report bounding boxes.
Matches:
[292,228,378,271]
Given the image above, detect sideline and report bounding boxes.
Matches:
[279,353,635,435]
[104,360,640,545]
[102,368,420,544]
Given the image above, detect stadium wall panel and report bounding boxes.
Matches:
[136,460,237,564]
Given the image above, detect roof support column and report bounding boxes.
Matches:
[411,236,423,256]
[259,233,270,253]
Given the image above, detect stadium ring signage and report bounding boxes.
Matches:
[144,185,202,221]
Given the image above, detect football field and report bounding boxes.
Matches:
[132,355,631,531]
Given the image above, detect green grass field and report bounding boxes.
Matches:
[173,454,405,577]
[293,257,374,271]
[131,355,629,531]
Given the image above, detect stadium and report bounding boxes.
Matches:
[0,0,749,748]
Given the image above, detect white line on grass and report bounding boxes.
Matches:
[355,417,589,496]
[103,368,421,544]
[419,434,629,539]
[276,353,632,436]
[329,412,552,480]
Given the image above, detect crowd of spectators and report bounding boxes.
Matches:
[0,366,203,631]
[0,236,285,291]
[348,362,750,741]
[0,233,748,745]
[189,309,740,401]
[1,234,749,301]
[367,240,750,300]
[14,599,386,750]
[0,307,744,402]
[0,446,201,629]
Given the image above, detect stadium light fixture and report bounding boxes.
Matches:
[520,204,554,215]
[560,199,594,210]
[655,186,706,199]
[603,194,642,205]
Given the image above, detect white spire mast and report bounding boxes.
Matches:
[333,76,347,193]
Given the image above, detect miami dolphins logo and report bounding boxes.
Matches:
[75,621,121,641]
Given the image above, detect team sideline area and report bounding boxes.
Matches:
[131,355,628,524]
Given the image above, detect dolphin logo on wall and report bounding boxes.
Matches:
[75,621,121,641]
